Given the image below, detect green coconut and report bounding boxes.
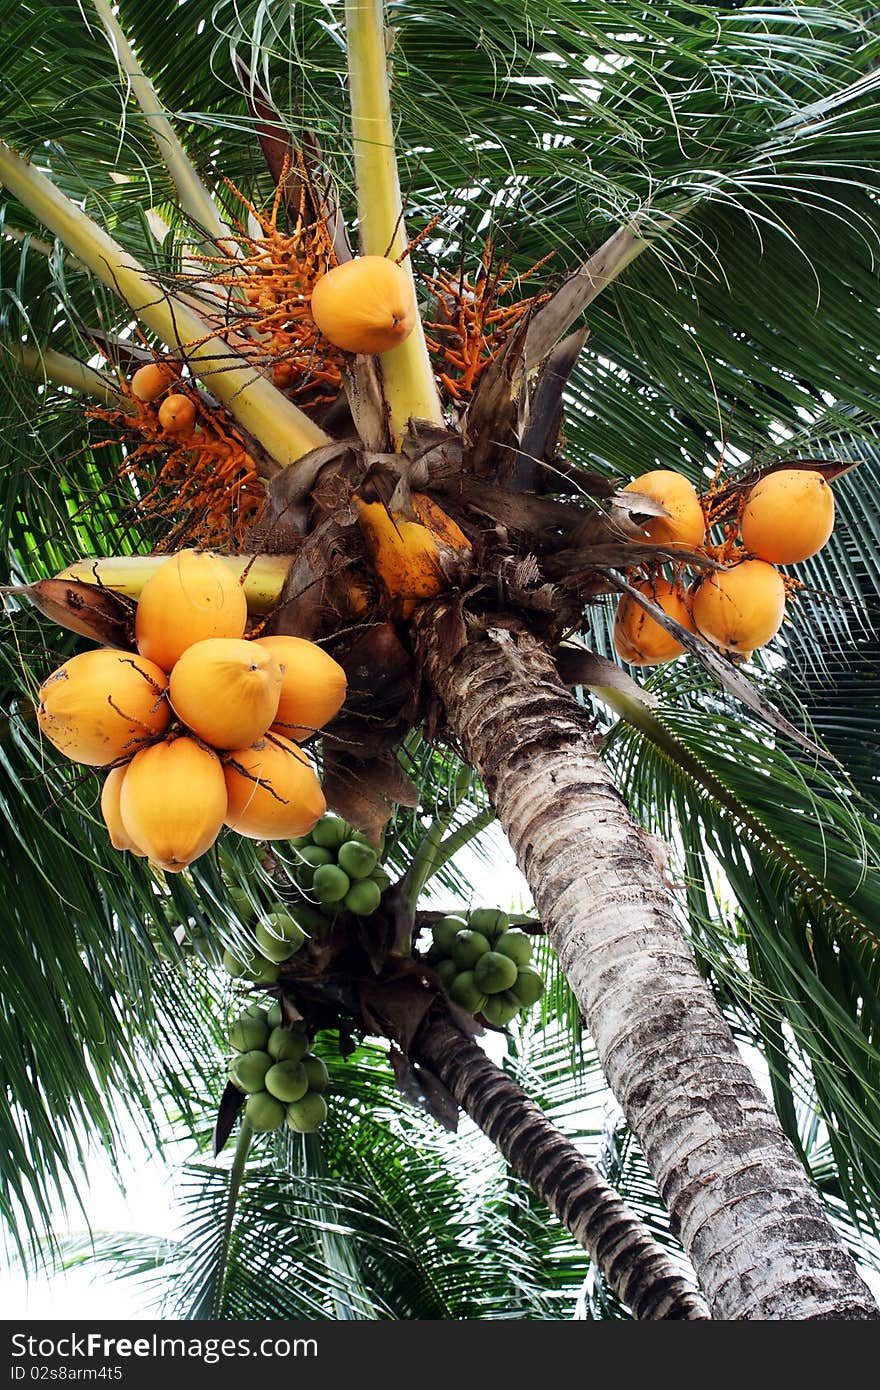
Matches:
[297,844,334,870]
[514,966,545,1007]
[337,840,379,880]
[480,990,521,1028]
[268,1026,309,1063]
[474,950,519,995]
[264,911,307,951]
[432,915,466,955]
[468,908,509,942]
[344,879,382,917]
[452,929,491,971]
[449,971,488,1014]
[264,1060,309,1103]
[302,1054,329,1093]
[290,903,329,934]
[229,1050,272,1094]
[286,1092,328,1133]
[311,815,350,849]
[435,958,459,989]
[227,886,256,921]
[494,928,533,967]
[266,1001,283,1029]
[228,1013,270,1053]
[370,868,392,893]
[245,1090,286,1132]
[312,864,351,904]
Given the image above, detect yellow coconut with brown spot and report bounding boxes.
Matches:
[158,393,197,434]
[691,559,786,654]
[224,733,326,840]
[623,471,706,549]
[135,550,248,673]
[37,648,170,767]
[310,256,416,355]
[740,469,834,564]
[251,636,347,743]
[120,736,228,872]
[169,638,282,749]
[613,579,696,666]
[100,765,146,855]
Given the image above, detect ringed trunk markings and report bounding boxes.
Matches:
[418,610,879,1321]
[412,1010,709,1320]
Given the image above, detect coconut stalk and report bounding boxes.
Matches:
[0,142,330,468]
[58,554,294,614]
[418,609,879,1320]
[89,0,238,258]
[6,342,135,413]
[344,0,443,438]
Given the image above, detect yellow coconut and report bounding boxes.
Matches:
[623,471,706,548]
[691,559,786,653]
[158,393,197,433]
[224,733,326,840]
[37,648,170,767]
[131,362,174,402]
[310,256,416,355]
[120,736,228,872]
[613,579,696,666]
[741,468,834,564]
[169,638,282,749]
[135,550,248,672]
[100,765,146,855]
[251,636,347,742]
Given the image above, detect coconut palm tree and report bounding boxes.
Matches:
[1,0,879,1319]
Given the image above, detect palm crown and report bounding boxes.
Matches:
[1,0,879,1320]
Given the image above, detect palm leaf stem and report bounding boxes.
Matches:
[5,340,135,411]
[209,1116,253,1322]
[0,141,329,465]
[344,0,442,436]
[89,0,237,256]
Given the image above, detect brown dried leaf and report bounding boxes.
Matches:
[388,1045,459,1132]
[322,748,418,842]
[555,645,660,708]
[8,578,136,648]
[212,1081,246,1157]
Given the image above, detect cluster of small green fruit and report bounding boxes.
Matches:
[428,910,545,1027]
[227,1001,329,1133]
[289,815,390,918]
[221,888,320,984]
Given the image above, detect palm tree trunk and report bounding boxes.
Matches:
[411,1007,710,1319]
[417,610,879,1321]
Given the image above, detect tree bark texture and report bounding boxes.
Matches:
[412,1008,710,1319]
[419,611,879,1321]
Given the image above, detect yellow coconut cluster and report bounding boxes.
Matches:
[614,467,836,664]
[37,551,347,874]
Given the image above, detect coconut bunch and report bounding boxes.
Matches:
[36,549,347,874]
[613,467,837,665]
[288,814,391,919]
[426,910,545,1029]
[227,1001,329,1134]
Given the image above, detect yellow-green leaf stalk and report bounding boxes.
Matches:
[90,0,238,258]
[0,141,331,468]
[345,0,443,440]
[58,554,294,614]
[6,341,135,413]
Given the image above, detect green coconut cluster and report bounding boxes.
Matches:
[289,815,390,918]
[221,888,319,983]
[227,1001,330,1134]
[428,909,545,1027]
